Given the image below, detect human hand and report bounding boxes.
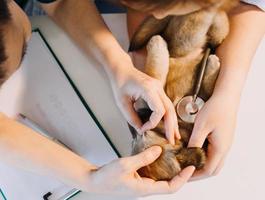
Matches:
[188,94,239,180]
[109,55,180,144]
[87,146,195,197]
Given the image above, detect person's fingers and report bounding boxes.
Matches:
[168,166,195,192]
[119,97,142,131]
[162,107,175,144]
[175,125,181,140]
[201,142,224,176]
[188,118,210,148]
[189,144,224,181]
[140,91,165,132]
[140,166,195,196]
[138,82,181,144]
[212,157,225,176]
[158,91,180,144]
[188,170,204,182]
[189,159,224,181]
[125,146,162,171]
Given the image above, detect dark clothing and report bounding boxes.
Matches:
[15,0,55,8]
[15,0,126,13]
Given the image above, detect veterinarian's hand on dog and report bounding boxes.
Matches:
[110,56,180,144]
[88,146,195,196]
[188,94,238,180]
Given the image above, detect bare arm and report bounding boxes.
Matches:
[41,0,125,75]
[41,0,180,144]
[188,3,265,180]
[0,113,96,191]
[0,112,194,195]
[214,3,265,100]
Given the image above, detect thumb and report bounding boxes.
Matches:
[188,122,209,148]
[129,146,162,170]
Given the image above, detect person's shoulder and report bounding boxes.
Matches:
[241,0,265,11]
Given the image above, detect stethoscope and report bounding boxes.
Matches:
[176,48,211,124]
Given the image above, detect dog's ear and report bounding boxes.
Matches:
[128,108,153,138]
[129,16,172,52]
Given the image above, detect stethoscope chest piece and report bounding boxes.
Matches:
[177,96,205,123]
[176,48,211,124]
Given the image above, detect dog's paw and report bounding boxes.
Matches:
[176,147,206,170]
[146,35,168,54]
[207,54,220,71]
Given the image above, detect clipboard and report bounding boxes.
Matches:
[0,29,120,200]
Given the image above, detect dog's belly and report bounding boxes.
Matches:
[166,50,204,105]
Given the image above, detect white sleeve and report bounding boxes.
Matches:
[241,0,265,11]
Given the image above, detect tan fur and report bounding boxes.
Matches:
[128,0,239,181]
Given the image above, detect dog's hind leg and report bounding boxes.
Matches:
[200,54,221,100]
[207,11,229,48]
[165,7,217,57]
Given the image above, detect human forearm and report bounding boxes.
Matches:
[0,113,97,191]
[41,0,127,78]
[188,4,265,180]
[213,3,265,101]
[42,0,179,142]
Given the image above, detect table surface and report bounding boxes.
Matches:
[30,14,265,200]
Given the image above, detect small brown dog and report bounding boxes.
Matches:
[128,0,239,181]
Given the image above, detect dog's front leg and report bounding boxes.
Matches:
[144,35,170,87]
